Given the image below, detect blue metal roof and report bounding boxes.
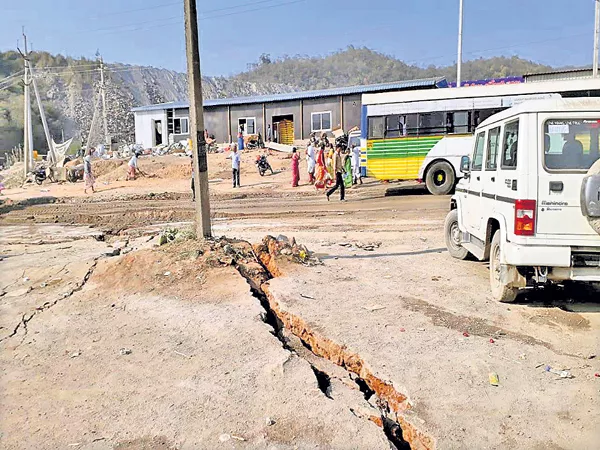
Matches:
[131,77,447,112]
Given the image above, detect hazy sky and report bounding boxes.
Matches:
[1,0,596,75]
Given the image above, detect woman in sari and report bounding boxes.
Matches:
[325,143,335,181]
[291,148,300,187]
[314,144,330,190]
[343,150,353,188]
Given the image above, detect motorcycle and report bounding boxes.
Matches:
[33,165,55,185]
[255,154,273,176]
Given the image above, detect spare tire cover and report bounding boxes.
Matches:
[586,159,600,235]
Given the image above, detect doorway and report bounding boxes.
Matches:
[153,120,163,146]
[272,114,294,145]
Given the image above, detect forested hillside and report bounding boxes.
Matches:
[0,47,557,151]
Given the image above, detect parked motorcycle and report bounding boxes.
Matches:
[33,165,55,185]
[255,154,273,176]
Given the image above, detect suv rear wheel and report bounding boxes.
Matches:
[426,161,455,195]
[490,230,518,303]
[445,209,469,260]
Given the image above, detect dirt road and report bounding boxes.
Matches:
[1,158,599,449]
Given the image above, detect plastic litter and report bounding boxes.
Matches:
[463,332,470,337]
[544,365,573,379]
[489,372,499,386]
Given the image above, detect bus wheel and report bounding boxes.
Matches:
[426,161,455,195]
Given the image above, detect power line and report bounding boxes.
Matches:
[75,0,306,35]
[86,0,287,20]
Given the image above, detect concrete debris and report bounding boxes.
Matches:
[362,305,386,312]
[265,417,276,426]
[70,351,81,358]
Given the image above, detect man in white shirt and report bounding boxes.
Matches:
[231,145,241,188]
[306,143,316,184]
[351,144,362,185]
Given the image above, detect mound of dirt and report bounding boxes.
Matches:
[92,159,127,179]
[94,237,267,299]
[1,163,25,189]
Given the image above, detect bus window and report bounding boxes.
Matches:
[418,112,445,136]
[404,114,419,136]
[454,112,470,134]
[368,117,384,139]
[385,115,402,138]
[485,127,501,171]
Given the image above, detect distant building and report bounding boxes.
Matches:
[131,78,448,148]
[524,68,596,83]
[448,76,524,87]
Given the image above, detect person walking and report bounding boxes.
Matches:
[306,143,316,184]
[326,145,345,201]
[126,151,140,181]
[351,143,362,185]
[190,155,195,201]
[291,147,300,187]
[238,125,245,151]
[314,144,330,190]
[83,147,96,194]
[266,124,273,142]
[231,144,241,188]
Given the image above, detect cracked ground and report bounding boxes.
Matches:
[1,154,600,449]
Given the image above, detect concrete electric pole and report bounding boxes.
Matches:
[456,0,464,87]
[19,30,34,177]
[594,0,600,77]
[99,56,110,150]
[183,0,212,238]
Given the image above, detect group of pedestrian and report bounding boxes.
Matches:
[291,133,362,201]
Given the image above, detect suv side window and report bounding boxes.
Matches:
[485,127,501,170]
[472,131,485,171]
[501,120,519,169]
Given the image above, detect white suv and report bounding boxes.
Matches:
[445,98,600,302]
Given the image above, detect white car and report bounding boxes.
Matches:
[445,98,600,302]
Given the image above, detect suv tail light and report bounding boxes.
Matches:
[515,200,536,236]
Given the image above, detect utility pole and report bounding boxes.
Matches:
[184,0,212,238]
[594,0,600,77]
[30,66,54,163]
[98,55,110,150]
[19,29,33,177]
[456,0,464,87]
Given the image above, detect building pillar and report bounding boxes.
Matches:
[340,95,344,131]
[262,103,266,139]
[299,99,304,140]
[227,105,232,143]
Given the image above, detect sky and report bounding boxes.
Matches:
[1,0,597,76]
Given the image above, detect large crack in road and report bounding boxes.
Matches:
[0,258,100,345]
[230,236,432,450]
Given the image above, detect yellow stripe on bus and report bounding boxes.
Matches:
[366,156,426,180]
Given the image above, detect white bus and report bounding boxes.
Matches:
[361,78,600,195]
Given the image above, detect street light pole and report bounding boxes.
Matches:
[594,0,599,77]
[457,0,464,87]
[183,0,212,238]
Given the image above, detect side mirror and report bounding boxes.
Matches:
[460,156,471,174]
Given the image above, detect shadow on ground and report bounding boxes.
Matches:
[0,196,58,215]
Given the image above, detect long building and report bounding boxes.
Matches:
[131,78,448,149]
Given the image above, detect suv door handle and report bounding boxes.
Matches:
[491,177,495,182]
[476,176,480,181]
[550,181,564,192]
